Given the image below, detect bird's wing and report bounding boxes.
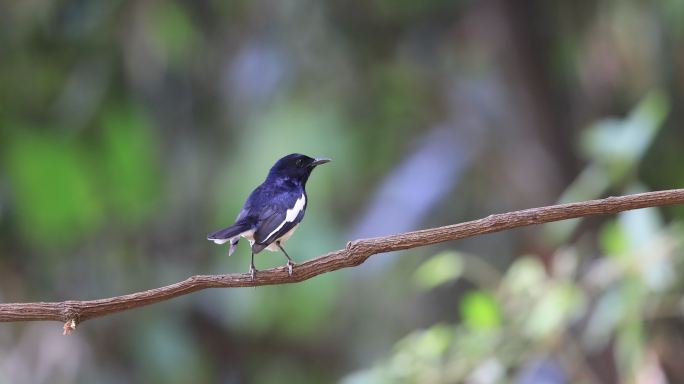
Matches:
[253,192,307,248]
[236,184,261,222]
[234,207,250,223]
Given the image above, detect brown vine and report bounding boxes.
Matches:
[2,189,683,334]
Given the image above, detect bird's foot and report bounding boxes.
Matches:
[249,264,257,281]
[286,260,296,276]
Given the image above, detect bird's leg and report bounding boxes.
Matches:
[249,252,257,280]
[277,242,296,276]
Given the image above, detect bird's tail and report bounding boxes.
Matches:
[207,222,252,245]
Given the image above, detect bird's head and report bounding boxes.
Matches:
[267,153,331,184]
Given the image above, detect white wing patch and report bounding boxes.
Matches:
[212,238,230,245]
[264,194,306,243]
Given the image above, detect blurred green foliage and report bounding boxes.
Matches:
[100,104,160,223]
[5,130,102,246]
[413,251,463,290]
[459,290,501,331]
[345,94,684,383]
[349,210,682,382]
[3,104,160,249]
[546,91,669,245]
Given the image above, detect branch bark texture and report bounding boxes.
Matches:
[2,189,684,331]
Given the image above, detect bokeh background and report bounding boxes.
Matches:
[1,1,684,383]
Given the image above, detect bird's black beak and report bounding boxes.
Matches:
[310,157,331,167]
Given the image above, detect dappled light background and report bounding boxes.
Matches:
[1,1,684,383]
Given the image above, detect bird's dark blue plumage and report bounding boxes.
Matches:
[207,153,330,279]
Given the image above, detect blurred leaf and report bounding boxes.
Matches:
[395,324,453,361]
[548,90,668,244]
[500,257,546,296]
[581,90,668,169]
[4,130,102,248]
[459,290,501,330]
[600,191,674,292]
[600,219,629,256]
[100,104,161,223]
[524,282,585,340]
[413,251,464,290]
[558,164,612,205]
[584,277,645,351]
[341,326,454,384]
[545,164,610,245]
[448,326,503,374]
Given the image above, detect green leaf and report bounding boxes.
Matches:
[459,291,501,330]
[413,251,464,290]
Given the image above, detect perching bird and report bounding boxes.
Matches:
[207,153,331,279]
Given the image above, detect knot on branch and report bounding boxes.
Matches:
[61,301,81,323]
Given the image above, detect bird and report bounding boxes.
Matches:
[207,153,331,279]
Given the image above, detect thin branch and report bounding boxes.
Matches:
[2,189,684,332]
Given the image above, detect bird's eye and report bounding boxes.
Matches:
[295,159,303,167]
